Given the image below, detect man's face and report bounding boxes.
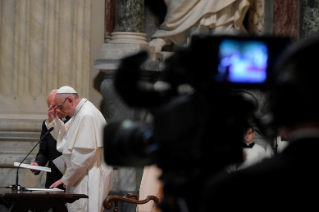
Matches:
[244,128,255,143]
[47,91,66,119]
[56,107,66,119]
[54,95,72,117]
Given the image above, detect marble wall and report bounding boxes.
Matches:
[0,0,91,113]
[266,0,319,38]
[273,0,299,37]
[299,0,319,38]
[0,0,93,130]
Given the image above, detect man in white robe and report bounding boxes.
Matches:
[238,126,266,170]
[47,86,113,212]
[150,0,250,51]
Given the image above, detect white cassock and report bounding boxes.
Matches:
[238,142,266,170]
[46,98,113,212]
[265,143,274,158]
[152,0,250,45]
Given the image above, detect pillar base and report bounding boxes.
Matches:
[109,32,148,44]
[100,41,155,63]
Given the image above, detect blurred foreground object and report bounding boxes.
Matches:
[201,35,319,211]
[104,34,291,212]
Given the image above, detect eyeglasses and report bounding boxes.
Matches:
[56,97,68,110]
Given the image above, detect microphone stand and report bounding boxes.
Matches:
[12,127,54,191]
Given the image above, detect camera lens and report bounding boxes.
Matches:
[104,120,154,166]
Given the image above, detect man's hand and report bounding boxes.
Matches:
[50,179,66,188]
[30,162,40,174]
[48,102,57,122]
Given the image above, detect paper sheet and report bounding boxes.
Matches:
[26,188,64,192]
[53,155,66,174]
[14,162,51,172]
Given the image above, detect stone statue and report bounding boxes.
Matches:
[150,0,250,52]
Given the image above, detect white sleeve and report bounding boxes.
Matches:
[45,117,69,151]
[45,117,66,138]
[61,115,98,187]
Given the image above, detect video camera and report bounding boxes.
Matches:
[103,34,291,211]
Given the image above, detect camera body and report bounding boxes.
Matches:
[104,34,291,167]
[103,34,291,211]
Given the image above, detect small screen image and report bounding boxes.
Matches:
[217,39,268,84]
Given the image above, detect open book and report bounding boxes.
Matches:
[14,162,51,172]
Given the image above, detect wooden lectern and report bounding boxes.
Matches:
[0,188,87,212]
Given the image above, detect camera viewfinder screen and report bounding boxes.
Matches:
[217,40,268,84]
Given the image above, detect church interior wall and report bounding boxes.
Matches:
[89,0,106,108]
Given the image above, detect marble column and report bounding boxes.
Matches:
[114,0,144,32]
[99,0,155,68]
[105,0,116,42]
[109,0,147,44]
[273,0,298,38]
[299,0,319,38]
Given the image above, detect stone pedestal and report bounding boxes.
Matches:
[102,41,155,62]
[97,42,156,72]
[101,43,155,72]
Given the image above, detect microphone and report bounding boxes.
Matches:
[12,127,54,191]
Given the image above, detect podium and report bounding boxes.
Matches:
[0,188,87,212]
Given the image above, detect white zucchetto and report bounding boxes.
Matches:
[56,85,77,94]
